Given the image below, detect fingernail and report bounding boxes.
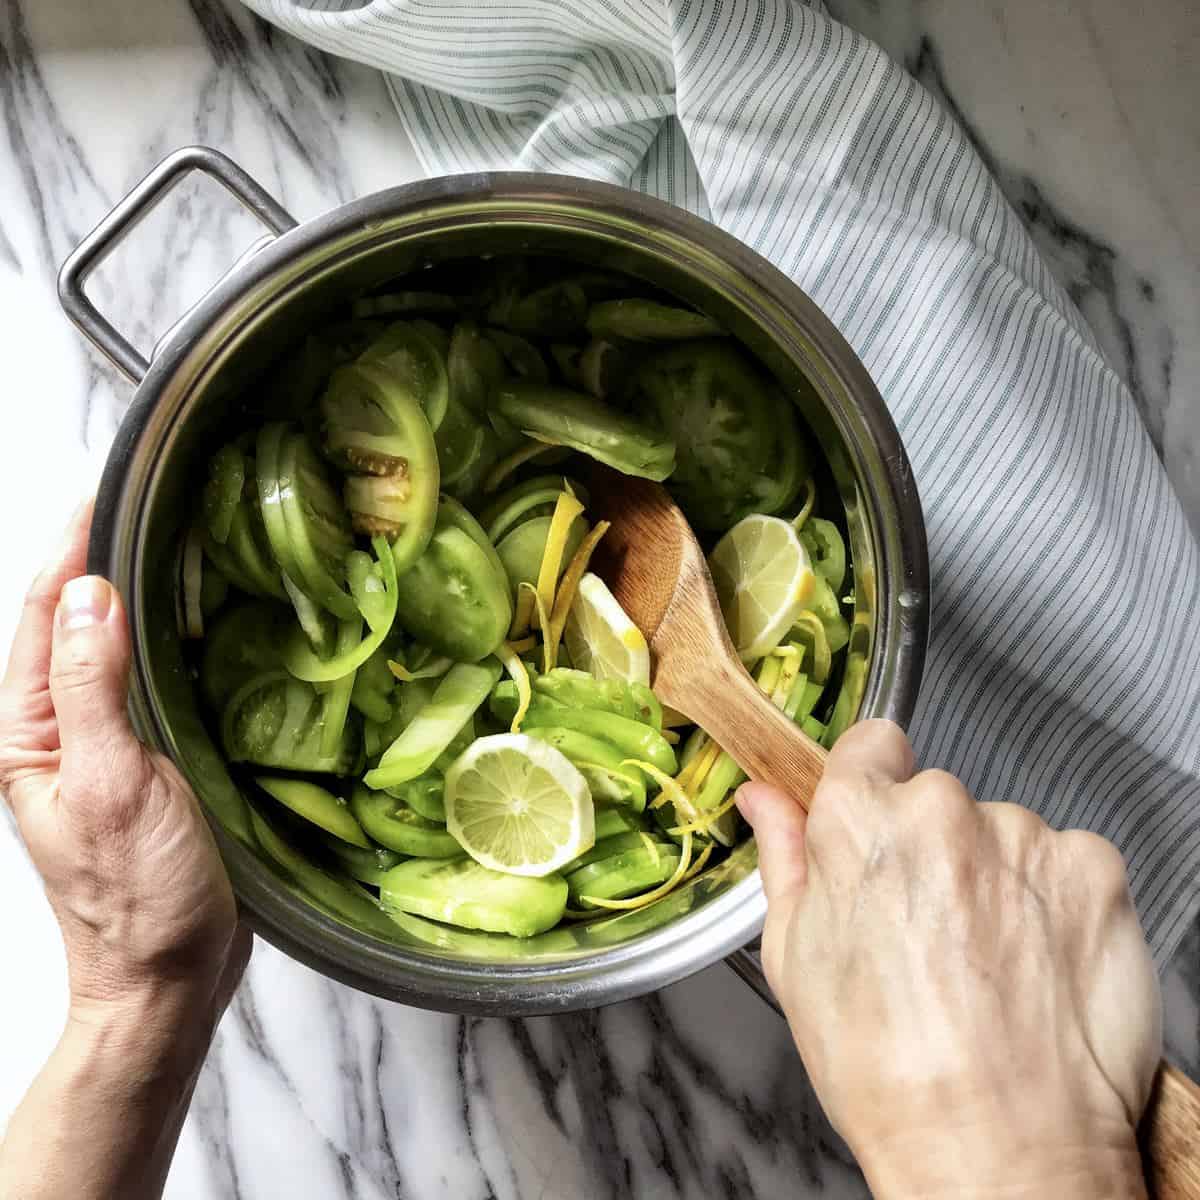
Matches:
[58,576,112,632]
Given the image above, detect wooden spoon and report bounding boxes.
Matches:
[585,465,1200,1196]
[585,466,826,809]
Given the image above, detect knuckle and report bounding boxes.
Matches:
[911,768,971,801]
[1057,829,1130,894]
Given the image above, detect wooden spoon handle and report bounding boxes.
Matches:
[1144,1061,1200,1196]
[678,657,827,809]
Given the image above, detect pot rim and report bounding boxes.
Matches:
[82,166,929,1013]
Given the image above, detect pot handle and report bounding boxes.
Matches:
[725,948,1200,1194]
[58,145,297,384]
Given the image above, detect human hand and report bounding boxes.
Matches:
[0,501,249,1049]
[737,720,1161,1200]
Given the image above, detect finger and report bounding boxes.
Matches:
[48,576,138,766]
[737,781,808,905]
[821,719,915,790]
[3,498,94,694]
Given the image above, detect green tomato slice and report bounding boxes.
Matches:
[586,298,723,342]
[495,514,587,595]
[565,844,682,909]
[448,319,507,417]
[248,808,397,937]
[200,602,288,710]
[322,835,404,887]
[520,703,677,776]
[494,383,675,481]
[283,538,399,684]
[478,474,589,543]
[393,523,512,662]
[272,430,357,619]
[320,358,440,568]
[202,444,245,544]
[800,517,848,594]
[349,786,462,857]
[632,341,806,529]
[255,775,369,847]
[364,660,501,789]
[221,670,358,775]
[526,726,647,812]
[379,857,567,937]
[387,776,446,823]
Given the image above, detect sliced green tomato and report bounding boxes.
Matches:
[284,538,399,684]
[379,857,567,937]
[199,567,228,617]
[593,803,651,841]
[496,514,587,594]
[631,341,805,530]
[434,496,509,590]
[248,808,397,938]
[525,726,647,812]
[444,424,502,506]
[520,704,677,776]
[387,776,445,823]
[255,776,369,847]
[221,671,358,775]
[320,359,439,567]
[585,298,723,342]
[448,319,507,417]
[799,517,847,594]
[532,669,661,727]
[550,342,584,387]
[565,844,682,909]
[217,501,286,600]
[200,602,288,710]
[563,830,670,874]
[280,571,336,657]
[490,280,588,338]
[202,444,245,544]
[359,321,450,426]
[483,328,549,382]
[351,643,397,724]
[318,617,362,759]
[349,786,462,857]
[277,431,358,619]
[494,383,676,481]
[352,292,457,319]
[322,835,404,887]
[393,524,512,662]
[579,339,634,400]
[478,474,589,543]
[364,660,501,789]
[256,422,310,595]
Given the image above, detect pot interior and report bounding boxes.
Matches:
[108,186,921,1010]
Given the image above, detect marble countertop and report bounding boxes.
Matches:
[1,1,1196,1196]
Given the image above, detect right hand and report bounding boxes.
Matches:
[737,719,1162,1199]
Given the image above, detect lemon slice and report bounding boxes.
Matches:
[563,572,651,685]
[708,514,816,661]
[445,733,595,877]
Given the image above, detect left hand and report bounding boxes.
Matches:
[0,501,249,1040]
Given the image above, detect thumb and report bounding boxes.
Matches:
[736,781,808,906]
[49,577,138,762]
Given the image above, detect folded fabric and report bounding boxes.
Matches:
[239,0,1200,964]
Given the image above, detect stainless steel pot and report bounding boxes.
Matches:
[59,146,928,1015]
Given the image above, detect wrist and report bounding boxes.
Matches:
[858,1122,1146,1200]
[64,978,219,1102]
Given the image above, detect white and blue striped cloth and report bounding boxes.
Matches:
[241,0,1200,963]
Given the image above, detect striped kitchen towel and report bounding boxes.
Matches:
[239,0,1200,964]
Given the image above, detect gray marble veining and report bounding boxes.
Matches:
[0,1,1197,1197]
